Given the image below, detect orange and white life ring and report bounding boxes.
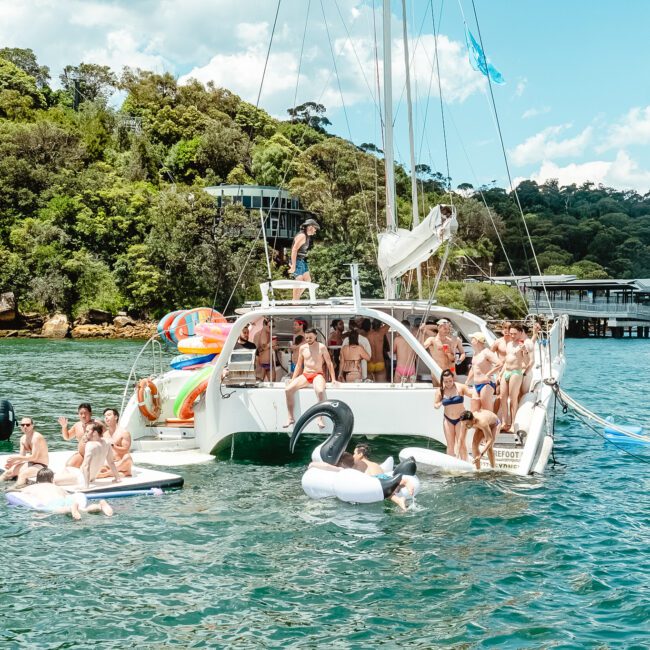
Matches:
[137,378,161,421]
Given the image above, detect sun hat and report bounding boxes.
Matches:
[301,218,320,230]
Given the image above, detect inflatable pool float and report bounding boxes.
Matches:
[170,353,216,370]
[169,308,226,344]
[195,322,234,343]
[399,447,476,473]
[6,490,88,512]
[603,420,649,446]
[174,365,214,419]
[290,400,420,504]
[177,336,223,355]
[157,309,185,346]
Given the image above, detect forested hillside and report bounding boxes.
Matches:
[1,48,649,321]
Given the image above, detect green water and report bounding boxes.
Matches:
[0,338,649,648]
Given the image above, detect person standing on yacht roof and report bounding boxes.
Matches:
[284,328,336,429]
[288,219,320,301]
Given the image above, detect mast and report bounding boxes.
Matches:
[383,0,397,299]
[401,0,423,299]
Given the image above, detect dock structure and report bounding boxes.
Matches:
[470,275,650,338]
[523,277,650,338]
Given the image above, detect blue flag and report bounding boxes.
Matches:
[466,28,505,85]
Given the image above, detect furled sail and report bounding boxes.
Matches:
[377,204,458,284]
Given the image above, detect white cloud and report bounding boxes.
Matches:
[509,124,593,166]
[520,150,650,193]
[598,106,650,151]
[522,106,550,119]
[0,0,486,117]
[515,77,527,97]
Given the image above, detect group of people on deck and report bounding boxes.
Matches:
[1,403,133,518]
[434,320,540,468]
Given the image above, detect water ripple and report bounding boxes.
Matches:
[1,338,649,647]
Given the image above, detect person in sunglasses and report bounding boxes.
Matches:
[0,416,49,487]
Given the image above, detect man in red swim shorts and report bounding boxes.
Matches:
[284,328,337,429]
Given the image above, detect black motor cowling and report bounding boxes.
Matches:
[0,400,16,441]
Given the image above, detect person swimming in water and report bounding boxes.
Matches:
[17,468,113,519]
[434,369,473,460]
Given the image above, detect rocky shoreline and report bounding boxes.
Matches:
[0,293,156,340]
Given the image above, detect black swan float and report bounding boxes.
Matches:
[289,400,420,504]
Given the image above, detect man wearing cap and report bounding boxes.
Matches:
[288,219,320,301]
[423,319,465,382]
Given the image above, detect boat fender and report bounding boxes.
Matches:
[0,399,16,441]
[290,400,354,464]
[6,491,88,512]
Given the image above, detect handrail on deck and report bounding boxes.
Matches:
[119,335,165,414]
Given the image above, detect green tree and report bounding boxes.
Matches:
[60,63,118,105]
[0,47,50,88]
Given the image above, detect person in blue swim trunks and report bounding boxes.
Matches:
[352,444,413,511]
[466,332,502,414]
[434,369,474,461]
[288,219,320,301]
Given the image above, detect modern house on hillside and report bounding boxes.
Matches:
[204,185,317,253]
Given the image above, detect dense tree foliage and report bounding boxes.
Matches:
[1,50,649,321]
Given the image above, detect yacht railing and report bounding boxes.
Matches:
[530,298,650,318]
[119,335,166,414]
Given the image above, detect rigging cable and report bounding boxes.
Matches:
[430,0,452,200]
[255,0,283,109]
[441,105,528,305]
[467,0,554,318]
[320,0,383,283]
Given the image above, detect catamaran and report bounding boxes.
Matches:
[118,1,567,476]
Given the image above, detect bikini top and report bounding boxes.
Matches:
[441,394,464,407]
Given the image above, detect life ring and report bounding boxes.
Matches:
[137,378,161,421]
[173,365,214,419]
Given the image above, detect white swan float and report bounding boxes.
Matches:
[289,400,420,504]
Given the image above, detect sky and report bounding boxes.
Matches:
[2,0,650,193]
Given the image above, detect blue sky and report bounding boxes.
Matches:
[2,0,649,193]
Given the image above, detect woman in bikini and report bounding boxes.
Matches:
[434,369,473,460]
[338,330,370,383]
[466,332,502,413]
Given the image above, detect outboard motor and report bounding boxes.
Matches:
[0,400,16,441]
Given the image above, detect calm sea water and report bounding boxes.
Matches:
[0,337,649,648]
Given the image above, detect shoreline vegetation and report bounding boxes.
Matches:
[2,49,650,334]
